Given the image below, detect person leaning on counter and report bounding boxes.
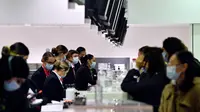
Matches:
[43,60,69,103]
[63,50,79,87]
[75,47,86,72]
[75,54,97,90]
[31,52,56,91]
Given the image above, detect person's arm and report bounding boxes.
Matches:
[121,69,140,92]
[31,71,44,91]
[86,69,96,85]
[122,72,165,104]
[43,78,60,102]
[159,89,165,112]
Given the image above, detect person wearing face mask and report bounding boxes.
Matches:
[159,51,200,112]
[31,52,56,91]
[51,45,68,62]
[121,47,170,112]
[43,61,69,103]
[75,54,97,90]
[75,47,86,72]
[2,42,29,61]
[63,50,79,88]
[162,37,187,63]
[0,55,30,112]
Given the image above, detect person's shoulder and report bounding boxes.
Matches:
[163,83,174,92]
[32,67,44,75]
[128,68,139,74]
[192,77,200,93]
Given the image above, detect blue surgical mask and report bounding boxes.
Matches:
[90,62,96,69]
[61,55,66,62]
[4,80,21,92]
[162,51,168,63]
[72,57,79,64]
[166,66,180,80]
[45,63,54,70]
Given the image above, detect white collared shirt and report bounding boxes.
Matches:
[53,71,63,85]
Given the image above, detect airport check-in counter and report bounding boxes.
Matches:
[29,63,152,112]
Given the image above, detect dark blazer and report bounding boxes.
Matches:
[91,68,98,81]
[121,69,170,112]
[31,67,46,91]
[74,62,81,72]
[75,65,96,90]
[43,72,64,103]
[63,67,76,87]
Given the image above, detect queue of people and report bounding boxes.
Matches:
[0,37,200,112]
[121,37,200,112]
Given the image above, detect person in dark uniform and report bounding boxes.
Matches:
[121,47,170,112]
[43,61,69,103]
[0,43,30,112]
[75,47,86,72]
[0,55,30,112]
[75,54,97,90]
[63,50,79,88]
[51,45,68,62]
[31,52,56,91]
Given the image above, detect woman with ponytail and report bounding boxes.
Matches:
[75,54,97,90]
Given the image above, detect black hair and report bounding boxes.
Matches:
[175,50,195,92]
[10,42,29,56]
[143,47,166,75]
[52,45,68,56]
[66,50,78,59]
[80,54,94,65]
[163,37,186,60]
[76,47,86,54]
[1,42,29,57]
[139,46,149,55]
[0,56,29,80]
[1,46,10,57]
[41,52,54,62]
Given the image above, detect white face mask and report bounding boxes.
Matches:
[72,57,79,64]
[166,66,180,80]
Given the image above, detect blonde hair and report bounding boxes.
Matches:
[54,60,69,72]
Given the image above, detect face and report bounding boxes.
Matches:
[4,77,26,92]
[167,54,188,84]
[60,53,67,61]
[72,53,79,58]
[59,69,69,78]
[79,51,86,58]
[162,49,168,62]
[23,55,29,60]
[45,57,56,65]
[136,54,145,69]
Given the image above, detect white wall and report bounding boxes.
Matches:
[0,0,84,24]
[128,0,200,24]
[192,24,200,60]
[0,24,191,63]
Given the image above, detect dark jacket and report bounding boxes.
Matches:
[31,67,46,91]
[74,62,81,72]
[75,65,96,90]
[43,72,65,103]
[121,69,170,112]
[63,67,76,87]
[4,82,30,112]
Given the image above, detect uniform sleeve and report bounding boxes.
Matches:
[159,89,165,112]
[121,69,140,93]
[43,78,59,102]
